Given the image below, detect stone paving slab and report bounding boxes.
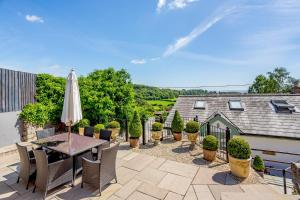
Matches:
[158,173,192,195]
[106,195,123,200]
[137,182,168,199]
[159,160,198,178]
[135,167,167,185]
[122,152,139,161]
[208,184,244,200]
[122,154,155,172]
[114,179,142,199]
[164,192,183,200]
[192,167,226,185]
[147,157,166,169]
[0,182,19,200]
[193,185,215,200]
[183,186,197,200]
[127,191,157,200]
[116,167,138,185]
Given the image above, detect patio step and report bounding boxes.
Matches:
[0,142,32,158]
[221,184,299,200]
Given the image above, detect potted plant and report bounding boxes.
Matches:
[77,119,90,136]
[106,120,120,141]
[203,135,218,161]
[186,121,200,146]
[253,155,265,178]
[228,137,252,178]
[94,124,105,139]
[151,122,163,145]
[171,110,184,141]
[129,111,142,148]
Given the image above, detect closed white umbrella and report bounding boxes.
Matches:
[61,69,82,136]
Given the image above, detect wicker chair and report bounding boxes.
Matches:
[84,126,94,137]
[16,143,36,189]
[81,143,119,195]
[291,162,300,194]
[92,130,112,160]
[32,149,72,199]
[36,128,55,140]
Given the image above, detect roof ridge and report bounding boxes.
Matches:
[179,93,300,97]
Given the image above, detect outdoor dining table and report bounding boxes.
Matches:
[31,132,108,186]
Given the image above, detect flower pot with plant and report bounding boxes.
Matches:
[77,119,90,136]
[151,122,163,145]
[106,121,120,141]
[94,124,105,139]
[253,155,265,178]
[228,137,252,178]
[186,121,200,144]
[129,111,142,148]
[171,110,184,141]
[203,135,218,161]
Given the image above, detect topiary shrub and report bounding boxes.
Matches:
[129,111,142,138]
[228,137,251,159]
[152,122,163,131]
[253,155,265,171]
[106,120,120,129]
[171,110,184,133]
[203,135,218,151]
[185,121,200,133]
[78,119,90,128]
[94,124,105,133]
[19,103,50,127]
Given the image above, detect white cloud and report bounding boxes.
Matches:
[157,0,167,12]
[150,57,161,61]
[131,59,147,64]
[168,0,198,10]
[25,15,44,23]
[163,6,236,57]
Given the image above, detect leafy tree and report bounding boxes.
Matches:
[249,67,299,93]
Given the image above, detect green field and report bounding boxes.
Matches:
[147,99,177,111]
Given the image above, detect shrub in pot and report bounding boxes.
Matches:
[77,119,90,136]
[129,111,142,148]
[203,135,218,161]
[94,124,105,139]
[228,137,252,178]
[106,120,120,141]
[151,122,163,145]
[171,110,184,141]
[186,121,200,144]
[253,155,265,178]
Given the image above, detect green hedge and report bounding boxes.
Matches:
[19,103,50,127]
[228,137,251,159]
[152,122,163,131]
[129,111,142,138]
[185,121,200,133]
[203,135,218,151]
[171,110,184,133]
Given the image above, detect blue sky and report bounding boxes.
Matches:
[0,0,300,90]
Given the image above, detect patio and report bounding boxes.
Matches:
[0,143,298,200]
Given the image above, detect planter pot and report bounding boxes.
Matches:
[187,132,198,144]
[130,137,140,148]
[108,128,120,141]
[152,131,162,145]
[94,132,100,139]
[79,127,84,136]
[229,155,251,178]
[203,149,217,162]
[173,133,182,141]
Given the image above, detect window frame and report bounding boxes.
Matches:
[228,100,244,111]
[194,100,206,109]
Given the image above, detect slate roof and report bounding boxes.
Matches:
[166,94,300,139]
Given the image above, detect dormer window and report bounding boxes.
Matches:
[194,100,205,109]
[229,100,244,111]
[271,100,295,113]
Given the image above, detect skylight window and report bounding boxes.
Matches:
[194,100,206,109]
[271,100,295,113]
[229,100,244,111]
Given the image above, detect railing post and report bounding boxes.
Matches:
[283,169,287,194]
[125,118,128,142]
[225,127,231,162]
[142,119,146,145]
[207,122,210,135]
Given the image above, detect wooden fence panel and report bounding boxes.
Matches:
[0,68,36,113]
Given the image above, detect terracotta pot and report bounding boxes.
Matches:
[188,132,198,144]
[203,149,217,162]
[229,155,251,178]
[79,127,84,136]
[130,138,140,148]
[152,131,162,145]
[173,133,182,141]
[108,128,120,141]
[94,132,100,139]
